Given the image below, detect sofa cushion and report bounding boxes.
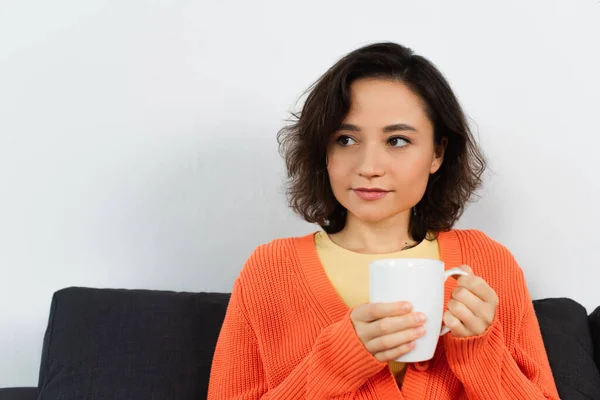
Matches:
[589,306,600,369]
[533,297,600,400]
[0,387,38,400]
[37,287,230,400]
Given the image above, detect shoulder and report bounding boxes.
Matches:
[245,237,297,267]
[446,229,526,286]
[236,234,309,287]
[452,228,506,250]
[231,234,314,321]
[451,229,516,264]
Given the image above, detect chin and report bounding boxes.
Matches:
[347,209,400,225]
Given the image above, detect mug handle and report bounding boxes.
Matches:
[439,267,470,336]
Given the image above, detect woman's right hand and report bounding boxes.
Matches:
[350,301,427,363]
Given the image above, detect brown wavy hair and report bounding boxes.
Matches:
[277,42,486,241]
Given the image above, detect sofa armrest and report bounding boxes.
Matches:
[0,387,38,400]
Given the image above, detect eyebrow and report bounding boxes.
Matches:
[339,123,418,133]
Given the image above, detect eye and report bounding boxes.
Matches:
[335,135,357,147]
[388,136,409,148]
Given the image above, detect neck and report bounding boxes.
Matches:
[329,211,416,254]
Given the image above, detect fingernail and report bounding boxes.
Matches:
[415,326,426,336]
[415,313,427,323]
[400,302,412,312]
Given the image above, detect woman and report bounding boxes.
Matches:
[208,42,559,399]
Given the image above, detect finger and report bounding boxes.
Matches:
[447,299,488,335]
[352,302,412,323]
[366,324,426,354]
[443,310,469,338]
[451,264,473,280]
[457,275,498,305]
[374,341,416,363]
[459,264,473,274]
[363,312,426,340]
[451,286,489,320]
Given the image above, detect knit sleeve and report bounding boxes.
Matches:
[443,247,559,400]
[207,279,388,399]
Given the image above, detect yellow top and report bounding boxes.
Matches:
[314,230,441,384]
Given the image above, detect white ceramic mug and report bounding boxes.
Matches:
[369,258,468,363]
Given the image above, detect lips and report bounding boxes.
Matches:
[352,188,390,201]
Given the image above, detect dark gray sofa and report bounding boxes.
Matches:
[1,287,600,399]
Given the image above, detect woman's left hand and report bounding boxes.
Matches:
[443,265,499,338]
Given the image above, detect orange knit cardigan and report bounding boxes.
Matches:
[208,229,559,399]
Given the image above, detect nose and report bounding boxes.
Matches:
[356,143,385,178]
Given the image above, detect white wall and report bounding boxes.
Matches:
[1,0,599,388]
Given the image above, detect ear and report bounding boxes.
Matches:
[430,137,447,174]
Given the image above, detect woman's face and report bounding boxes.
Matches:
[326,78,445,227]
